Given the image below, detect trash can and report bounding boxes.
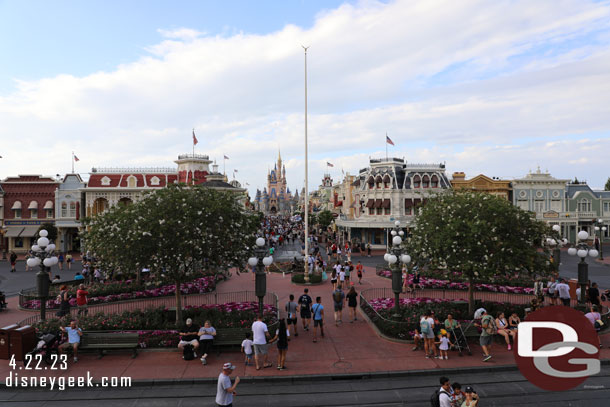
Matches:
[9,325,36,361]
[0,324,19,360]
[569,278,579,300]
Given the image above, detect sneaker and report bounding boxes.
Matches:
[483,355,492,362]
[444,356,448,360]
[434,356,441,359]
[425,355,430,359]
[507,344,512,351]
[73,357,78,363]
[294,332,298,337]
[412,347,418,351]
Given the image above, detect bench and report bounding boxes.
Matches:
[213,328,246,355]
[80,332,139,359]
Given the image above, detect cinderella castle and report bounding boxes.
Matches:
[254,151,298,215]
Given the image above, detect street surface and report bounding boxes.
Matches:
[0,366,608,406]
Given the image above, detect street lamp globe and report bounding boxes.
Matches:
[595,226,600,232]
[552,225,560,232]
[398,231,404,237]
[578,231,589,241]
[568,247,577,256]
[37,236,49,248]
[577,249,588,258]
[384,253,390,262]
[255,237,265,247]
[39,230,48,237]
[43,258,54,267]
[388,254,398,264]
[392,236,402,246]
[248,257,258,267]
[550,239,557,246]
[401,254,411,264]
[394,220,400,227]
[31,244,41,252]
[262,256,273,266]
[391,230,397,236]
[589,249,599,258]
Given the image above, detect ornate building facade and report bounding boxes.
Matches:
[450,173,512,200]
[254,152,296,215]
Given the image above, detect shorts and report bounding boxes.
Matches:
[314,319,323,327]
[59,342,79,351]
[480,335,493,346]
[287,317,297,325]
[253,344,268,355]
[179,339,199,347]
[334,303,343,312]
[300,309,311,319]
[245,352,253,360]
[561,298,571,306]
[423,331,435,339]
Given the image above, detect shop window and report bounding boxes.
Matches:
[384,207,391,215]
[30,209,38,219]
[61,202,68,218]
[46,209,53,218]
[14,209,22,218]
[369,207,375,215]
[70,202,76,217]
[376,207,383,215]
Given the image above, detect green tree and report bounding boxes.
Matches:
[406,191,554,314]
[84,184,260,324]
[37,223,58,242]
[317,210,334,229]
[605,177,610,191]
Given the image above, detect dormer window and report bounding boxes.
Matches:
[383,174,391,189]
[422,175,430,188]
[413,175,421,188]
[127,175,137,188]
[150,176,160,186]
[375,175,383,189]
[431,175,439,188]
[101,176,111,186]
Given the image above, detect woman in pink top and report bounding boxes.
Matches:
[584,305,602,348]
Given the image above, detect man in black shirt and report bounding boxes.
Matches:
[588,282,601,306]
[298,288,313,331]
[178,318,200,352]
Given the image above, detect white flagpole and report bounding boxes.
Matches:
[385,132,388,161]
[71,151,74,173]
[303,45,310,281]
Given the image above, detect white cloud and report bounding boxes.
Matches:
[0,0,609,195]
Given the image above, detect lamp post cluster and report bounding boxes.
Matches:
[248,237,274,318]
[384,221,411,318]
[25,229,59,321]
[594,219,606,261]
[548,224,569,269]
[567,230,599,305]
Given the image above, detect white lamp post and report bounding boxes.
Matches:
[568,230,598,304]
[386,221,411,318]
[30,229,58,321]
[248,237,274,317]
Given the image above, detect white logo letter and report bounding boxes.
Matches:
[518,322,577,357]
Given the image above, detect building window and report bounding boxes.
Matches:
[534,201,544,213]
[604,202,609,212]
[422,175,430,188]
[551,200,561,212]
[369,207,374,215]
[150,176,160,186]
[376,207,383,215]
[375,176,382,189]
[383,175,391,189]
[14,209,21,219]
[69,202,76,217]
[405,207,412,215]
[30,209,38,219]
[127,176,137,188]
[431,175,439,188]
[46,209,53,218]
[61,202,68,218]
[384,207,391,215]
[578,199,591,212]
[413,176,421,188]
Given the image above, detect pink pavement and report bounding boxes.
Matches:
[1,267,609,382]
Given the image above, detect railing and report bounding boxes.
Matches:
[18,291,279,327]
[177,154,210,160]
[91,167,176,173]
[19,280,82,308]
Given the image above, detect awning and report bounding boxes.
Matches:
[382,199,391,209]
[43,200,54,209]
[28,201,38,209]
[19,226,40,237]
[374,199,383,208]
[4,227,24,237]
[365,199,375,208]
[11,201,22,210]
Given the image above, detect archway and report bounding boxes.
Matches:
[92,198,109,216]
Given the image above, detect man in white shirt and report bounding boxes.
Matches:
[216,362,240,407]
[556,278,571,306]
[251,315,271,370]
[438,376,453,407]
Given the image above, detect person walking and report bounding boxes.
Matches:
[338,265,346,290]
[311,297,324,343]
[346,286,358,322]
[216,362,240,407]
[58,253,64,270]
[57,285,71,317]
[252,314,272,370]
[479,309,495,362]
[10,251,17,273]
[271,318,289,370]
[356,261,364,284]
[588,282,601,307]
[297,288,312,331]
[66,253,73,270]
[332,287,345,326]
[556,278,571,306]
[285,294,298,337]
[366,243,371,257]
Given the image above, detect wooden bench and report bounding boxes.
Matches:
[213,328,246,355]
[80,332,139,359]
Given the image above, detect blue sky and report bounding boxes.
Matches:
[1,0,609,192]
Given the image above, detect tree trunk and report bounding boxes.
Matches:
[468,275,474,316]
[175,279,182,326]
[136,267,141,286]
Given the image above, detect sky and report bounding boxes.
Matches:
[1,0,610,196]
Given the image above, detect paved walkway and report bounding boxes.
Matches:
[1,266,610,382]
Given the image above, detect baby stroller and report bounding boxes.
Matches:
[28,331,61,364]
[450,324,472,356]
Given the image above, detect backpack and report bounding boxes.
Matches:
[430,389,451,407]
[420,319,431,335]
[483,315,498,335]
[183,344,195,361]
[333,291,343,303]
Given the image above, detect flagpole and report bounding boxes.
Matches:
[303,45,310,282]
[192,128,195,156]
[385,132,388,161]
[71,151,74,173]
[223,156,226,176]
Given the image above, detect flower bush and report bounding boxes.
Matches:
[291,273,323,284]
[361,297,528,340]
[22,276,216,310]
[33,301,278,347]
[375,269,536,294]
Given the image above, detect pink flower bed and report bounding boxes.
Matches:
[376,270,535,294]
[22,276,216,309]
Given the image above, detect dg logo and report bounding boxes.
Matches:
[514,306,601,391]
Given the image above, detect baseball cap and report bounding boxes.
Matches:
[223,362,236,370]
[474,308,486,319]
[186,318,193,324]
[464,386,474,393]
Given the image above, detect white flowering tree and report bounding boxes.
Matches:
[84,184,259,324]
[406,191,554,314]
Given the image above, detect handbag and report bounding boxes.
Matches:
[594,319,604,330]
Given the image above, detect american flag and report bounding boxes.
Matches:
[224,155,229,160]
[192,129,198,145]
[327,162,334,167]
[386,135,394,146]
[73,155,80,162]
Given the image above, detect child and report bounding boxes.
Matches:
[241,332,254,366]
[411,329,422,351]
[436,330,453,360]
